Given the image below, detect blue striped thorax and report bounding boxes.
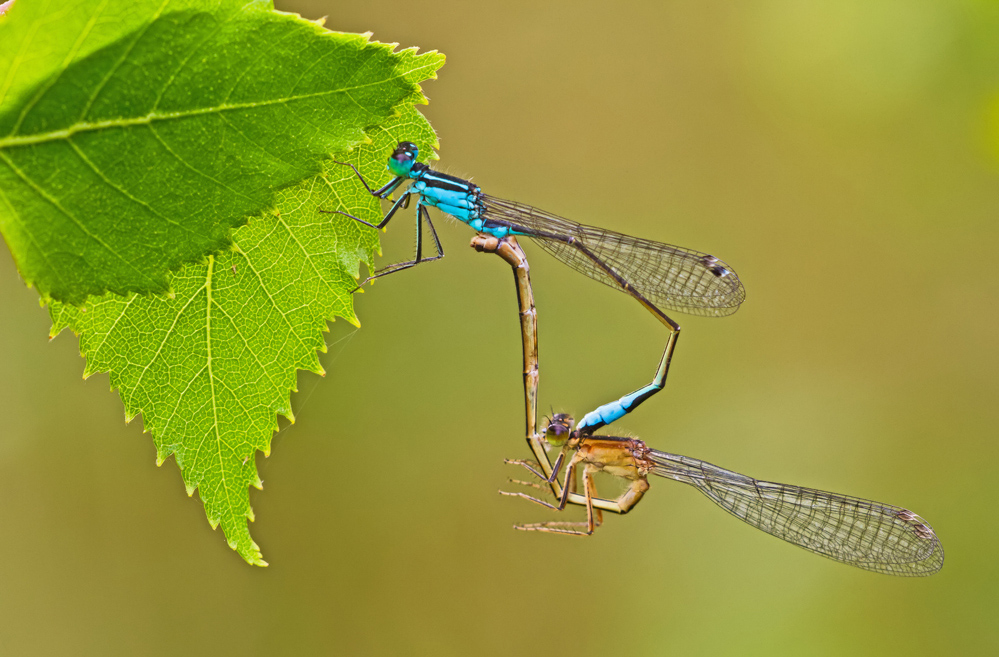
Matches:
[387,141,519,238]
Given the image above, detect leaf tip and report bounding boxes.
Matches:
[246,552,269,567]
[230,537,266,567]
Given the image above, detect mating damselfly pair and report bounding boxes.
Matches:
[325,143,944,576]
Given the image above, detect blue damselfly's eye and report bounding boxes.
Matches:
[393,141,418,161]
[388,142,419,176]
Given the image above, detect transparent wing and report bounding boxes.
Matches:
[649,450,944,576]
[481,195,745,317]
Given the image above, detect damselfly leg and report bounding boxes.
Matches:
[320,160,444,287]
[354,202,444,288]
[500,413,650,534]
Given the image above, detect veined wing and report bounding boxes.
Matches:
[481,195,745,318]
[649,450,943,576]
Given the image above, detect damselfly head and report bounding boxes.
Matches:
[388,141,419,177]
[545,413,574,446]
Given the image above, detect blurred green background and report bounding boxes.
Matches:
[1,0,997,654]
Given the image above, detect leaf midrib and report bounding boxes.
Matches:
[0,72,411,147]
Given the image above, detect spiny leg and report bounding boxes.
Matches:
[499,453,568,509]
[499,490,561,512]
[502,457,577,518]
[503,442,626,515]
[582,464,603,533]
[319,162,406,228]
[319,189,410,231]
[505,477,549,493]
[329,160,405,199]
[503,452,566,484]
[513,460,598,536]
[321,162,445,287]
[354,201,445,289]
[514,521,593,535]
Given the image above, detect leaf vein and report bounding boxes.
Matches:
[9,0,114,135]
[75,0,167,124]
[147,122,257,206]
[88,293,139,360]
[0,149,159,287]
[66,137,207,240]
[0,171,70,290]
[131,279,207,395]
[0,0,73,109]
[151,7,232,113]
[0,68,420,147]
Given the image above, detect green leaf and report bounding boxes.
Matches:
[50,104,439,565]
[0,0,443,303]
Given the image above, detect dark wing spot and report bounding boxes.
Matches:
[701,254,730,278]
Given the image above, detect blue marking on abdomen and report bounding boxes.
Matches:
[577,402,626,432]
[576,386,654,433]
[479,223,513,238]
